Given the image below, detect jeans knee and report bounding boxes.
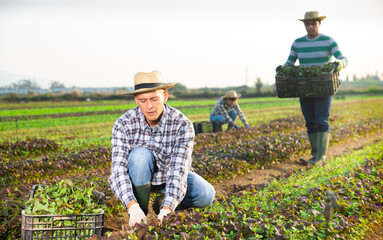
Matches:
[204,185,216,206]
[196,184,215,207]
[229,110,237,121]
[128,147,154,185]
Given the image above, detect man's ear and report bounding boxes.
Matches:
[163,90,169,102]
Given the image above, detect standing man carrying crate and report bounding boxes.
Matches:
[109,70,215,226]
[210,90,250,130]
[283,11,348,165]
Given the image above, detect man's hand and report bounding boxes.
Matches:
[334,59,344,72]
[157,208,171,223]
[128,203,147,226]
[234,125,240,129]
[244,123,250,128]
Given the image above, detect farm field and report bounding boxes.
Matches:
[1,95,383,239]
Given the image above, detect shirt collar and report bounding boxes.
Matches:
[137,107,150,131]
[138,104,168,133]
[156,104,168,134]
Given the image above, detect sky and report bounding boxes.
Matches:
[0,0,383,89]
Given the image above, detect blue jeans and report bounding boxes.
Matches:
[299,96,332,133]
[210,110,237,125]
[128,147,215,208]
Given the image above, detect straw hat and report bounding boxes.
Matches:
[223,90,241,99]
[123,70,176,95]
[299,11,326,21]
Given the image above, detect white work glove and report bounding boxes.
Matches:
[128,203,147,226]
[157,208,172,223]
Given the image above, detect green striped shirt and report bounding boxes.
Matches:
[285,34,348,67]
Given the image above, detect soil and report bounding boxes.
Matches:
[104,132,383,238]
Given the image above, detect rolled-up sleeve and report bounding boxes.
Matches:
[109,118,136,209]
[163,121,195,211]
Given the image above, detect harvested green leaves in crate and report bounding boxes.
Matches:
[275,62,340,98]
[25,179,103,215]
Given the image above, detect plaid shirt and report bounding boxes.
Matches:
[109,104,194,211]
[210,97,247,125]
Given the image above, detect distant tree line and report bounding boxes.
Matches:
[0,74,382,102]
[0,79,66,91]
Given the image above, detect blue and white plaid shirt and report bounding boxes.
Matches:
[210,97,247,125]
[109,104,194,211]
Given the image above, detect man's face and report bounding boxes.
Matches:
[304,20,320,39]
[134,89,168,126]
[225,98,237,107]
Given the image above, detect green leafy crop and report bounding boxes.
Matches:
[276,62,337,78]
[25,179,103,215]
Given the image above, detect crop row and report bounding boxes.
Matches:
[0,100,127,110]
[1,116,382,185]
[4,143,382,239]
[0,101,299,132]
[1,115,382,238]
[0,97,382,238]
[0,138,60,161]
[0,97,381,145]
[192,117,383,183]
[0,98,296,117]
[95,142,383,239]
[2,95,379,120]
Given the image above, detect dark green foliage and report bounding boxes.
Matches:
[90,155,383,239]
[1,115,383,239]
[276,62,337,78]
[192,116,383,183]
[0,138,60,160]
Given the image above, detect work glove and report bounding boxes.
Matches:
[128,203,147,226]
[157,208,171,223]
[244,123,250,128]
[334,59,344,72]
[234,125,240,129]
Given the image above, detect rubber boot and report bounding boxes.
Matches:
[299,133,318,165]
[315,132,330,163]
[132,183,151,215]
[152,194,189,215]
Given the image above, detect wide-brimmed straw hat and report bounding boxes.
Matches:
[123,70,176,95]
[223,90,241,99]
[299,11,326,21]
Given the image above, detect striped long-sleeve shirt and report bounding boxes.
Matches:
[284,34,348,68]
[109,104,194,211]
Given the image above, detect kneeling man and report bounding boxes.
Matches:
[109,70,215,226]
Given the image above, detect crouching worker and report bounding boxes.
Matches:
[109,70,215,226]
[210,90,250,129]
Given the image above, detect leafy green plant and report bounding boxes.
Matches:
[91,142,383,239]
[276,62,337,78]
[25,179,103,215]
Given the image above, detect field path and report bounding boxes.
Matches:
[211,131,383,240]
[213,131,383,197]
